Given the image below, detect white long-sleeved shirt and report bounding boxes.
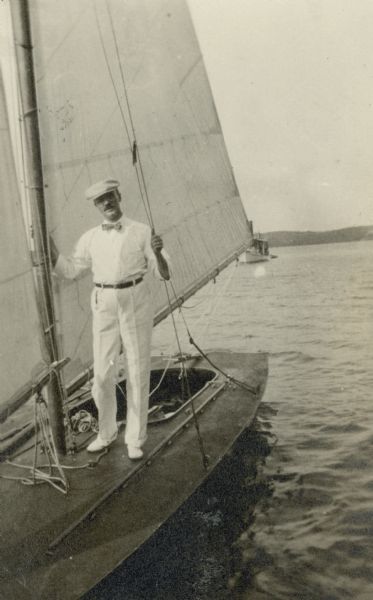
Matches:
[55,217,169,284]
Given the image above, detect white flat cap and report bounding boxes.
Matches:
[85,179,120,202]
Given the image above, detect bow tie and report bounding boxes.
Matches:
[102,222,122,231]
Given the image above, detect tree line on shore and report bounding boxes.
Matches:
[263,225,373,248]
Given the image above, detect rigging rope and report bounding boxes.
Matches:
[104,0,155,230]
[163,281,209,469]
[0,382,108,493]
[93,0,154,229]
[2,389,69,494]
[168,276,259,396]
[192,261,237,341]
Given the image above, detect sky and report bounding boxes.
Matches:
[188,0,373,232]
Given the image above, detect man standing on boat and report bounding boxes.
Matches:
[50,179,170,460]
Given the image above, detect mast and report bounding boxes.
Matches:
[10,0,66,454]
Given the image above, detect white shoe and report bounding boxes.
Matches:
[87,432,117,453]
[127,446,144,460]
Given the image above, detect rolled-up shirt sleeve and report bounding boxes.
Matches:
[54,233,91,280]
[144,227,171,280]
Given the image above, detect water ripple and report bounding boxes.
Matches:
[145,241,373,599]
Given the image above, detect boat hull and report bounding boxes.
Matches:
[241,249,271,264]
[243,254,270,264]
[0,351,267,599]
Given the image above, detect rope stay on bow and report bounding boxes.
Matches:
[168,276,259,397]
[94,0,155,231]
[163,281,209,469]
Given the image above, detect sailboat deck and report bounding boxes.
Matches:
[0,351,267,600]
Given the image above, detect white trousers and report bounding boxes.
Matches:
[90,280,154,448]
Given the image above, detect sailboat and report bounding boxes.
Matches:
[0,1,268,598]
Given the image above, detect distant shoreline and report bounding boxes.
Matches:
[263,225,373,248]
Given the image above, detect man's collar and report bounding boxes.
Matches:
[102,215,133,225]
[102,218,121,226]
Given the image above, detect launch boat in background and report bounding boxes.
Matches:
[0,1,268,597]
[241,221,277,264]
[244,236,271,263]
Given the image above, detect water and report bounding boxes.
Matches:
[92,240,373,599]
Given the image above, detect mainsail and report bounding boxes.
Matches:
[27,0,251,383]
[3,0,251,404]
[0,75,43,417]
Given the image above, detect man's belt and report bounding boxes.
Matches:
[94,277,143,289]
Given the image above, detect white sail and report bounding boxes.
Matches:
[21,0,250,384]
[0,75,44,412]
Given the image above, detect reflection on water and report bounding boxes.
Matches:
[85,417,276,600]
